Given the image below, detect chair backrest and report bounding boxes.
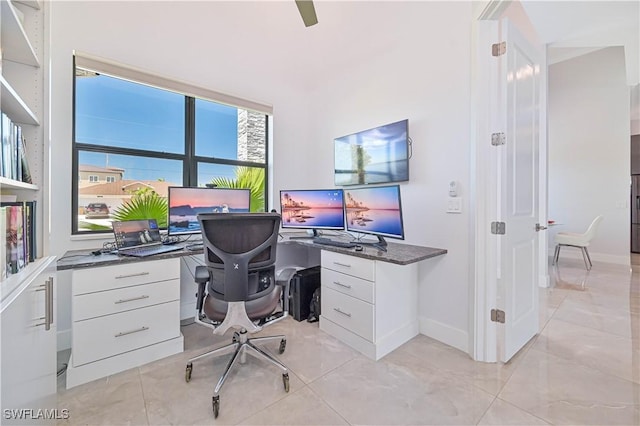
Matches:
[197,212,281,302]
[584,215,604,241]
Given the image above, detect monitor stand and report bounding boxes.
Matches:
[357,235,388,252]
[288,229,320,240]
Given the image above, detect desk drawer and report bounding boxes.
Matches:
[321,251,374,281]
[72,300,179,366]
[72,259,180,295]
[322,267,373,304]
[73,279,179,321]
[321,287,373,341]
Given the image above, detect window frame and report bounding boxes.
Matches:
[71,56,270,235]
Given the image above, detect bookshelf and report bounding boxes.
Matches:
[1,0,45,275]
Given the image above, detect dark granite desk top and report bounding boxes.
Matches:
[280,235,447,265]
[57,244,202,271]
[58,238,446,271]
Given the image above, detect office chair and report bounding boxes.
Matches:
[552,215,603,270]
[185,213,290,418]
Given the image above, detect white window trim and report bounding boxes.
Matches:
[74,52,273,115]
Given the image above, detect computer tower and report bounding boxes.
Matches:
[289,266,321,321]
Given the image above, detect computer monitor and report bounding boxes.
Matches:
[345,185,404,250]
[168,187,251,236]
[279,189,345,238]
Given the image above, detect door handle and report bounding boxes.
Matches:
[535,223,547,232]
[636,196,639,210]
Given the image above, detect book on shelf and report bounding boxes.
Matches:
[1,113,11,179]
[20,131,32,184]
[0,207,6,281]
[4,205,26,275]
[0,112,33,183]
[1,201,36,264]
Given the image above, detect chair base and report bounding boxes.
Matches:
[552,244,593,270]
[185,329,290,418]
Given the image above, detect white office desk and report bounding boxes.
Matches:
[280,236,447,360]
[58,237,446,387]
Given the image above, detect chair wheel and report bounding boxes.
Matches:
[279,339,287,354]
[212,395,220,418]
[185,363,192,383]
[282,373,290,392]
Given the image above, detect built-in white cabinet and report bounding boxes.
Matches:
[319,251,419,360]
[1,0,45,251]
[66,258,184,389]
[0,256,56,424]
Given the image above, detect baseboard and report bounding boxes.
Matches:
[57,327,72,351]
[418,316,468,353]
[548,249,630,266]
[539,273,550,288]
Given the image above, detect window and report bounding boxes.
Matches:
[73,56,270,234]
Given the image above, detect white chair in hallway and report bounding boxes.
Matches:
[552,215,604,270]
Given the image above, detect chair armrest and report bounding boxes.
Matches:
[195,265,209,284]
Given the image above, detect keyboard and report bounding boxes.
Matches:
[312,237,356,248]
[119,244,183,257]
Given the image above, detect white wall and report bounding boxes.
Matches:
[49,1,475,352]
[548,47,630,265]
[303,2,473,350]
[48,1,312,346]
[631,84,640,135]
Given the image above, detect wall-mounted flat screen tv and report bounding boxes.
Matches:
[334,119,409,186]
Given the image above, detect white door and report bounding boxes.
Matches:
[497,19,541,362]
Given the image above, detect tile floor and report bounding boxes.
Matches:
[57,258,640,425]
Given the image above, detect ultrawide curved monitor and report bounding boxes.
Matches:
[345,185,404,240]
[168,187,251,235]
[280,189,345,230]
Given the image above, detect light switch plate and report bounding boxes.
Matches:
[447,197,462,213]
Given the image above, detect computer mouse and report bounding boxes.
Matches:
[355,245,363,252]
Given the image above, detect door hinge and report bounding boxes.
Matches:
[492,41,506,56]
[491,221,506,235]
[491,309,505,323]
[491,132,505,146]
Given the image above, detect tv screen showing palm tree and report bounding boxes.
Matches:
[334,119,409,186]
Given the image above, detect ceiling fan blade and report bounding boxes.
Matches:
[295,0,318,27]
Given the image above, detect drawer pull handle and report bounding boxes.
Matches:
[333,262,351,268]
[115,326,149,337]
[34,278,54,330]
[333,307,352,317]
[33,316,45,327]
[115,272,150,279]
[115,295,150,304]
[333,281,352,289]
